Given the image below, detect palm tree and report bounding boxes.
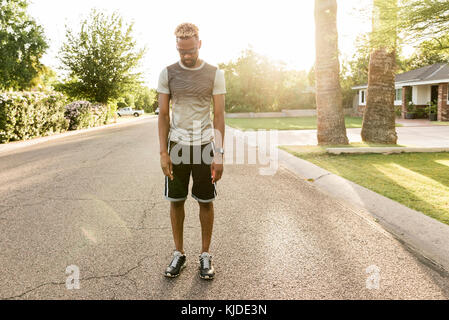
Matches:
[314,0,349,146]
[361,0,398,144]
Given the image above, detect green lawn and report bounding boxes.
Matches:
[432,121,449,126]
[226,116,403,131]
[280,145,449,225]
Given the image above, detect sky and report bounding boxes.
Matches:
[28,0,379,89]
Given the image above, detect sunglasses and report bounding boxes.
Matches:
[177,47,199,56]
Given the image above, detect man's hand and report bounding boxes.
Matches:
[160,151,174,181]
[211,154,224,184]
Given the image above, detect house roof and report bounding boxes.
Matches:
[352,63,449,89]
[396,63,449,82]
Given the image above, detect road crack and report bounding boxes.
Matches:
[312,173,332,182]
[1,255,152,300]
[137,202,157,230]
[13,197,158,203]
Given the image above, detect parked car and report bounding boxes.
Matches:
[155,107,160,115]
[116,107,144,117]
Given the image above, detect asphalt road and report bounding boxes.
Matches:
[1,118,448,299]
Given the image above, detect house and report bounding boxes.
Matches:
[352,63,449,121]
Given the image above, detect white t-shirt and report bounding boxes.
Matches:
[157,60,226,145]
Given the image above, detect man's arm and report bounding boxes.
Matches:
[212,94,225,150]
[211,94,225,183]
[158,93,171,155]
[158,93,173,180]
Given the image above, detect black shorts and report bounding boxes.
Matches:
[164,140,217,203]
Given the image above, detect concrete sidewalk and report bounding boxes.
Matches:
[395,119,448,127]
[231,126,449,148]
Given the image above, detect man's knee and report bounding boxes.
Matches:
[171,200,186,208]
[198,201,213,209]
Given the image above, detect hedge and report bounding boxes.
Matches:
[64,101,109,130]
[0,91,69,144]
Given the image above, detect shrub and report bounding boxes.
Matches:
[106,103,117,122]
[0,91,69,144]
[136,88,157,113]
[64,101,108,130]
[143,105,154,113]
[407,101,416,113]
[416,106,427,118]
[394,104,402,117]
[227,104,255,113]
[425,102,438,114]
[116,99,128,110]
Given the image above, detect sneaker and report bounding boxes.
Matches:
[165,251,186,278]
[199,252,215,280]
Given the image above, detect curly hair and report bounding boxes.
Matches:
[174,23,199,40]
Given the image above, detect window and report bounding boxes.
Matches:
[360,90,366,105]
[395,88,403,101]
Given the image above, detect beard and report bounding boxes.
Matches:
[182,57,198,68]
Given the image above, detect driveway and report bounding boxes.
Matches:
[0,118,448,299]
[233,126,449,148]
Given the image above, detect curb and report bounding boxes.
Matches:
[0,115,157,155]
[278,147,449,273]
[327,147,449,154]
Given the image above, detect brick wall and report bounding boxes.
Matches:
[402,86,412,118]
[438,83,449,121]
[356,105,365,117]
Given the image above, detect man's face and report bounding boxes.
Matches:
[176,37,201,68]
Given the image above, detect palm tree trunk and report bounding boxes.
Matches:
[314,0,349,146]
[361,48,398,143]
[361,0,398,144]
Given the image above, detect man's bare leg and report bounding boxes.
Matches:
[199,202,214,253]
[170,200,186,254]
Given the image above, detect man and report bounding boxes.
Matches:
[157,23,226,280]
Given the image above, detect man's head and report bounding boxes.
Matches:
[175,23,202,68]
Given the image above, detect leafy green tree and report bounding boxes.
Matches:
[400,0,449,40]
[124,94,135,108]
[338,34,372,109]
[347,34,371,85]
[307,65,315,88]
[219,48,312,112]
[219,48,281,112]
[58,9,146,104]
[30,65,58,90]
[403,34,449,70]
[134,86,157,112]
[114,85,157,112]
[278,69,314,109]
[0,0,48,90]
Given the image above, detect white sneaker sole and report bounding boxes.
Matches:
[199,271,215,280]
[164,262,186,278]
